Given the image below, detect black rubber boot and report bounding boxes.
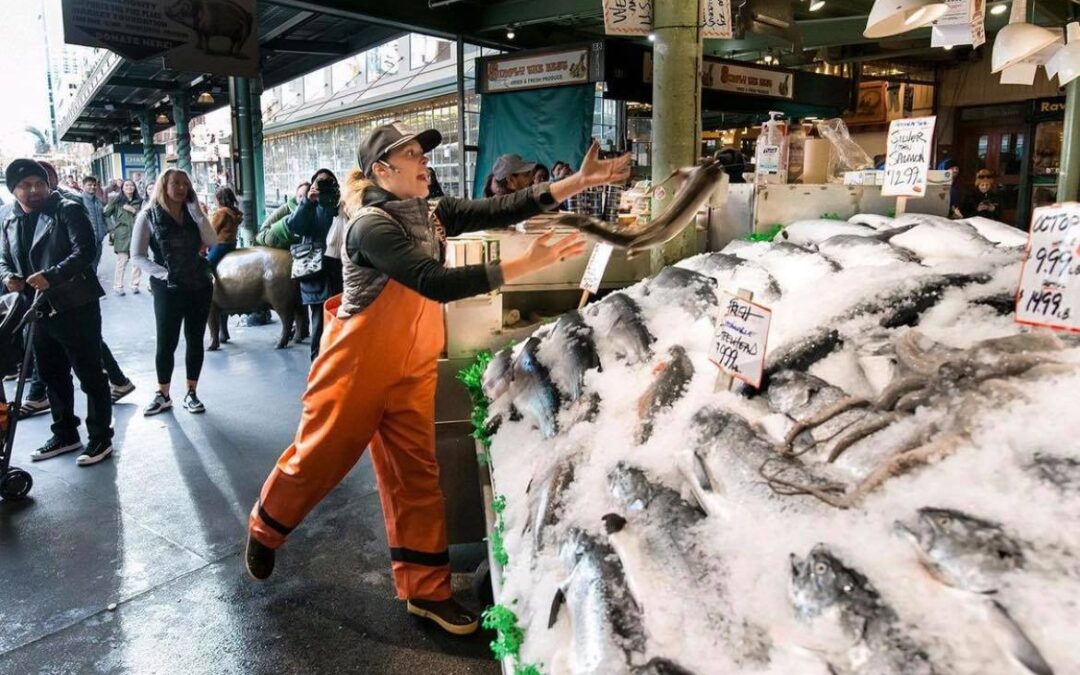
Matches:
[406,597,480,636]
[245,533,276,581]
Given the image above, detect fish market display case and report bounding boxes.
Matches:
[475,210,1079,674]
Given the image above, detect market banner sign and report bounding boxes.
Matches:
[479,48,593,94]
[1015,203,1080,332]
[930,0,986,48]
[882,116,936,198]
[603,0,731,38]
[702,0,734,39]
[644,55,794,99]
[602,0,652,36]
[62,0,258,77]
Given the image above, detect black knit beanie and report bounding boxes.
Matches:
[5,159,49,192]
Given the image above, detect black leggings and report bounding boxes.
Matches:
[152,280,213,386]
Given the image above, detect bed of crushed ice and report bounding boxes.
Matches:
[484,213,1080,675]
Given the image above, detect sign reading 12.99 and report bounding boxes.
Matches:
[882,116,936,198]
[1015,202,1080,332]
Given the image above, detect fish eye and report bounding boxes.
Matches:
[813,562,828,575]
[936,515,951,528]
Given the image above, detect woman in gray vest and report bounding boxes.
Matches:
[246,122,630,636]
[131,169,217,417]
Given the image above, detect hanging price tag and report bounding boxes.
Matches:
[1015,203,1080,332]
[702,0,733,39]
[882,116,936,198]
[602,0,653,36]
[709,292,772,389]
[579,242,614,295]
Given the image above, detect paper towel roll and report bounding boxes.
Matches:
[802,138,830,184]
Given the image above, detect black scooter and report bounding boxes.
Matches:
[0,291,45,501]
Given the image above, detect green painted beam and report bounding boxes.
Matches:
[475,0,601,29]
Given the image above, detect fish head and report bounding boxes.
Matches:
[607,463,653,512]
[911,507,1024,577]
[790,544,854,618]
[559,527,593,569]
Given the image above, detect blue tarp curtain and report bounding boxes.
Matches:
[473,84,594,198]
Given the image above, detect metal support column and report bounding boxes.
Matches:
[456,36,468,198]
[172,89,192,175]
[651,0,704,269]
[1058,79,1080,203]
[139,111,158,186]
[230,76,257,244]
[248,77,266,227]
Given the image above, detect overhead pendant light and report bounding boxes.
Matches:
[809,0,826,11]
[990,3,1008,14]
[196,91,214,104]
[156,112,169,124]
[506,25,515,40]
[863,0,949,38]
[991,0,1058,73]
[647,32,656,42]
[1046,22,1080,85]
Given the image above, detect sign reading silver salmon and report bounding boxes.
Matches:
[1015,202,1080,332]
[709,293,772,388]
[62,0,257,77]
[882,116,936,198]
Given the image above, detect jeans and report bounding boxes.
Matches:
[206,243,236,268]
[152,279,213,385]
[32,301,113,443]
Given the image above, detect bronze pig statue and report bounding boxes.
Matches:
[208,247,304,351]
[166,0,254,56]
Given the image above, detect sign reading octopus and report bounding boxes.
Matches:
[1016,202,1080,332]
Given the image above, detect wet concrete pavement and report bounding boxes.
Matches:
[0,250,499,674]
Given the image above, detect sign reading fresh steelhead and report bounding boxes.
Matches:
[62,0,257,77]
[1015,203,1080,332]
[882,116,936,198]
[709,293,772,388]
[481,49,591,93]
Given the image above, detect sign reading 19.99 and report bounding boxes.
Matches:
[1015,203,1080,332]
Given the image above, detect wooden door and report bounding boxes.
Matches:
[957,123,1025,224]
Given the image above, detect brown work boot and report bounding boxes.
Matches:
[406,597,479,635]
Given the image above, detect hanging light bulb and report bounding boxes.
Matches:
[864,0,949,38]
[990,3,1008,14]
[197,91,214,105]
[506,25,516,40]
[156,112,169,124]
[810,0,826,11]
[647,33,656,42]
[991,0,1058,73]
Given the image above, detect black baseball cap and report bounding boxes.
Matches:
[358,121,442,175]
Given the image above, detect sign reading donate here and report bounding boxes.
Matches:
[883,116,936,198]
[1015,203,1080,333]
[709,293,772,389]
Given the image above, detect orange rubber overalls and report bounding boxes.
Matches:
[249,278,451,601]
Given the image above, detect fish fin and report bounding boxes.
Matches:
[987,599,1055,675]
[547,587,566,629]
[602,512,628,534]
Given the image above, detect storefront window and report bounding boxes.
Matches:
[411,35,450,70]
[367,41,402,83]
[977,135,989,164]
[303,71,328,103]
[331,55,364,93]
[283,79,304,110]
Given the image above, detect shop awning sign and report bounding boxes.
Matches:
[1015,203,1080,332]
[603,0,732,39]
[62,0,258,77]
[479,48,592,93]
[931,0,986,48]
[882,116,936,198]
[644,56,794,99]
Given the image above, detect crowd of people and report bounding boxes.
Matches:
[0,121,632,635]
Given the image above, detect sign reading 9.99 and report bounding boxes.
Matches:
[1015,203,1080,332]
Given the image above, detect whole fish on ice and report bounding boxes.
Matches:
[540,310,601,403]
[675,252,783,304]
[510,337,561,438]
[817,234,919,268]
[780,219,878,248]
[525,455,576,550]
[635,345,695,444]
[641,267,718,319]
[585,292,655,365]
[790,543,936,675]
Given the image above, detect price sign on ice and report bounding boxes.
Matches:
[1015,203,1080,332]
[579,242,614,295]
[882,116,936,198]
[709,293,772,388]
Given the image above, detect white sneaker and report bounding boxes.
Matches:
[143,392,172,416]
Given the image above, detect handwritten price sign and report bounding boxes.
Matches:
[882,116,936,198]
[1015,203,1080,332]
[579,242,614,295]
[709,293,772,388]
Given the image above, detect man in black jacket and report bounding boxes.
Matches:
[0,159,115,466]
